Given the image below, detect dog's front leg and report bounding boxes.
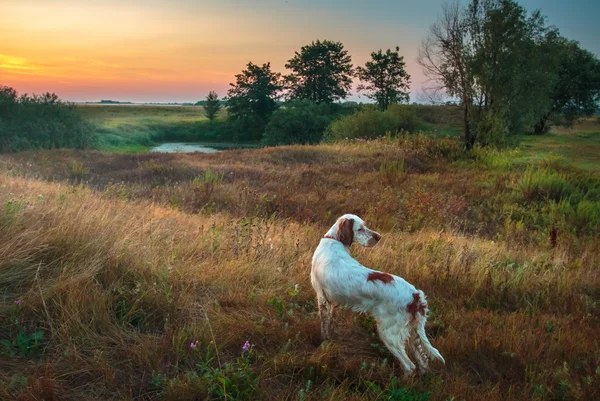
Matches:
[318,296,335,341]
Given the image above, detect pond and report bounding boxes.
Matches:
[150,143,221,153]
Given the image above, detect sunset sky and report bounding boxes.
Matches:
[1,0,599,103]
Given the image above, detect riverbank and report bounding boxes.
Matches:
[78,104,233,152]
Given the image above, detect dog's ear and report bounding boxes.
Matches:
[337,218,354,247]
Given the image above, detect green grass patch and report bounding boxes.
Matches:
[78,105,227,152]
[517,129,600,172]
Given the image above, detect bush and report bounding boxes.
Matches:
[262,100,333,145]
[551,198,600,236]
[0,86,95,152]
[475,109,517,148]
[325,105,418,141]
[520,167,574,202]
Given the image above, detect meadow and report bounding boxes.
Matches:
[79,105,227,152]
[0,128,599,400]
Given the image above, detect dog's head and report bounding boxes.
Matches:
[331,214,381,247]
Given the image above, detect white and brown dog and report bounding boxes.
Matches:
[311,214,444,374]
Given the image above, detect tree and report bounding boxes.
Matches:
[419,0,564,148]
[262,100,333,146]
[468,0,558,141]
[356,47,411,110]
[203,91,221,122]
[285,40,354,103]
[418,1,476,149]
[226,62,283,141]
[533,39,600,134]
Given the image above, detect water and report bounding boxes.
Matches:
[150,143,221,153]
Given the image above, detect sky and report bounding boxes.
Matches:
[1,0,599,103]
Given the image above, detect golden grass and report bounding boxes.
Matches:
[0,138,599,400]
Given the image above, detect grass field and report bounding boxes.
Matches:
[79,105,226,152]
[1,133,598,400]
[517,118,600,171]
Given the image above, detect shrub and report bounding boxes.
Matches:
[572,200,600,235]
[387,104,419,133]
[519,167,574,202]
[0,86,95,152]
[325,105,418,141]
[380,159,406,184]
[475,109,516,148]
[262,100,333,145]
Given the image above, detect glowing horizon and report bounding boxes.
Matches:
[1,0,598,103]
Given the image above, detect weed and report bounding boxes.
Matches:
[520,167,574,202]
[67,159,89,182]
[0,328,46,358]
[380,159,406,185]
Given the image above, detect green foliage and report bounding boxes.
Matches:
[364,377,430,401]
[325,105,418,141]
[226,62,283,141]
[195,345,259,401]
[534,39,600,134]
[0,329,46,358]
[68,159,89,181]
[519,167,573,202]
[0,86,95,152]
[262,100,335,146]
[267,296,286,319]
[468,0,559,137]
[356,46,411,110]
[204,91,222,122]
[380,159,406,184]
[474,109,516,148]
[551,198,600,236]
[285,39,354,103]
[192,168,224,206]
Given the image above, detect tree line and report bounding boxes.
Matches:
[205,0,599,148]
[203,39,411,143]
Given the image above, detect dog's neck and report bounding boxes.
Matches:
[324,234,338,241]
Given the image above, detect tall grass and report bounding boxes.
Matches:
[0,137,598,400]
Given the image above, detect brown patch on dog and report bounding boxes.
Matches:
[367,272,394,284]
[337,218,354,247]
[406,292,427,323]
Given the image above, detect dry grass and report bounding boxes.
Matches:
[0,137,598,400]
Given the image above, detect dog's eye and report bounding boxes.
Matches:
[358,228,365,232]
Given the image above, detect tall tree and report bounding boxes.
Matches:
[418,1,476,149]
[420,0,565,148]
[226,62,282,140]
[468,0,558,139]
[285,40,353,103]
[356,47,411,110]
[533,39,600,134]
[203,91,221,122]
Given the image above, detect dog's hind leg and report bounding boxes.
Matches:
[409,329,429,373]
[377,325,416,374]
[415,317,444,365]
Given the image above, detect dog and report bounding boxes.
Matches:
[311,214,444,374]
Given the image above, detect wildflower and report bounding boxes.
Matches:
[190,340,199,349]
[242,340,251,352]
[15,299,21,306]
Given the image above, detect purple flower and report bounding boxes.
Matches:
[242,340,251,352]
[15,299,21,306]
[190,340,199,349]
